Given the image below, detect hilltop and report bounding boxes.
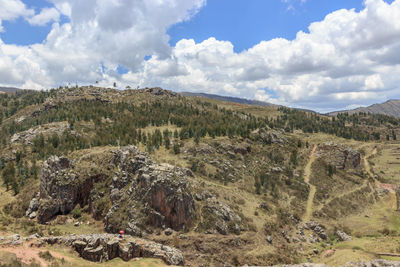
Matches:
[0,86,400,266]
[329,99,400,118]
[0,86,20,93]
[180,92,275,107]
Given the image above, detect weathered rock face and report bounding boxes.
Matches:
[37,156,103,223]
[36,234,184,265]
[251,127,287,145]
[25,193,39,219]
[136,163,195,230]
[315,142,361,170]
[336,230,352,241]
[104,147,195,233]
[37,146,195,233]
[10,122,76,145]
[198,198,242,235]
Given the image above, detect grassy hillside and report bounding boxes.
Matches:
[0,86,399,266]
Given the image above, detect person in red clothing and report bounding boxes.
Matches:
[118,230,124,239]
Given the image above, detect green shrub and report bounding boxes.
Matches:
[38,251,54,261]
[71,207,82,219]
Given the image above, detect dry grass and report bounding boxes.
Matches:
[371,143,400,184]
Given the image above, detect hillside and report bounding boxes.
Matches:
[0,86,400,266]
[329,99,400,118]
[0,86,20,93]
[181,92,275,106]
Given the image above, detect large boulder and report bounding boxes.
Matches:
[25,194,39,218]
[336,230,352,241]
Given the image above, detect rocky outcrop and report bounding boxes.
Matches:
[198,198,242,235]
[6,234,183,265]
[138,87,178,97]
[25,193,39,219]
[315,142,361,170]
[10,122,76,145]
[303,221,327,240]
[37,146,195,234]
[251,127,287,145]
[336,230,352,241]
[104,147,195,233]
[37,156,103,223]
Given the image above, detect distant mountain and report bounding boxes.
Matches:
[329,99,400,118]
[0,86,20,93]
[181,92,275,107]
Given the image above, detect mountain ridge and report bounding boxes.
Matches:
[0,86,20,93]
[329,99,400,118]
[180,92,275,106]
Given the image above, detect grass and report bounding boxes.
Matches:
[371,143,400,184]
[311,142,400,265]
[0,248,169,267]
[303,145,317,222]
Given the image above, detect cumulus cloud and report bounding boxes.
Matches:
[0,0,33,31]
[0,0,205,88]
[134,0,400,111]
[0,0,400,112]
[27,7,60,26]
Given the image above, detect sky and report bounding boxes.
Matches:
[0,0,399,112]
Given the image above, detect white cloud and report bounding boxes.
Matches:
[0,0,33,31]
[27,7,60,26]
[0,0,206,88]
[0,0,400,112]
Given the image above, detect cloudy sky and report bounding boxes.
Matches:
[0,0,399,112]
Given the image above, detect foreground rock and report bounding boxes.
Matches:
[38,234,184,265]
[36,146,195,234]
[37,156,100,223]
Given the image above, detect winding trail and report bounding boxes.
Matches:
[364,147,377,179]
[303,145,317,222]
[363,146,397,209]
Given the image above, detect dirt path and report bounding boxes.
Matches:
[303,145,317,222]
[364,147,377,179]
[0,241,72,267]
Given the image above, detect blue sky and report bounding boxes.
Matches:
[3,0,369,49]
[168,0,368,52]
[0,0,399,112]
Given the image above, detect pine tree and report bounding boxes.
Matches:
[2,161,16,191]
[173,143,180,154]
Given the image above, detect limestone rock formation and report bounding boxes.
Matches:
[25,193,39,219]
[37,146,195,234]
[315,142,361,170]
[37,234,184,265]
[198,197,242,235]
[336,230,352,241]
[251,127,287,144]
[37,156,102,223]
[10,122,75,145]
